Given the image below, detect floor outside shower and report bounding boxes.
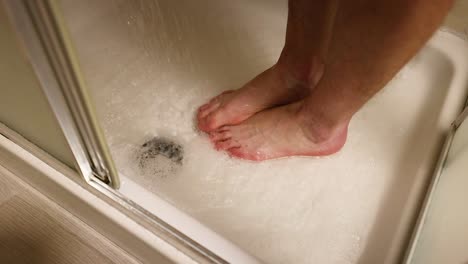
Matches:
[59,0,468,263]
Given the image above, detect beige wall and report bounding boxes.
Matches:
[444,0,468,37]
[0,3,76,169]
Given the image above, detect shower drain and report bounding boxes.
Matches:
[137,137,183,178]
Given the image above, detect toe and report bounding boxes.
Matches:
[227,147,247,159]
[217,125,231,132]
[197,103,224,132]
[220,90,234,96]
[199,103,210,111]
[209,130,232,141]
[215,139,240,150]
[196,90,240,132]
[200,110,224,131]
[198,101,220,119]
[213,90,233,101]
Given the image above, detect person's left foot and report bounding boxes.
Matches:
[209,102,349,161]
[197,61,324,133]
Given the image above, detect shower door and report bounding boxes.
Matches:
[3,0,253,263]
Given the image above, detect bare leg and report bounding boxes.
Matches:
[211,0,454,161]
[197,0,338,132]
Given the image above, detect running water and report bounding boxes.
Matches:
[59,0,459,263]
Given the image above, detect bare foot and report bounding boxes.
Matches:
[197,62,324,132]
[208,102,349,161]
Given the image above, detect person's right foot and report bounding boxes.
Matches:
[208,102,349,161]
[197,62,324,132]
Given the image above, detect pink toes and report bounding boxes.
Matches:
[207,126,265,161]
[198,111,224,132]
[197,101,222,131]
[198,101,220,119]
[214,139,240,150]
[197,92,233,132]
[210,128,239,150]
[197,90,238,132]
[220,90,234,96]
[209,130,232,141]
[226,147,243,158]
[208,126,241,151]
[199,103,210,112]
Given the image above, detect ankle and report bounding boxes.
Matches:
[295,103,349,144]
[276,54,325,88]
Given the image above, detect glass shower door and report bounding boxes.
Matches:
[4,0,119,188]
[3,0,253,263]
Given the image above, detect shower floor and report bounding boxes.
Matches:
[59,0,468,263]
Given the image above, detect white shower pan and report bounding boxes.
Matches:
[46,0,468,262]
[109,31,468,264]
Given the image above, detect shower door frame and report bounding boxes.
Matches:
[4,0,119,189]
